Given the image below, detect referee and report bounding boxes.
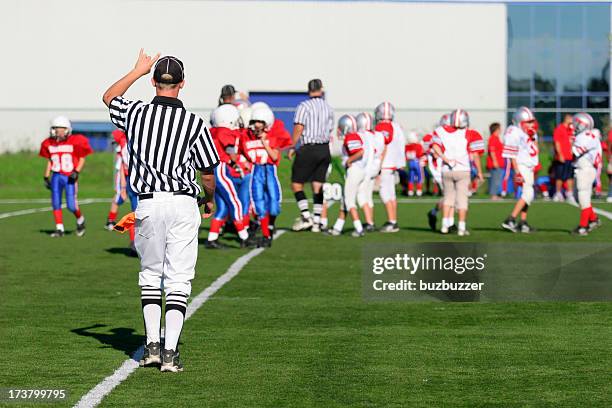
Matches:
[289,79,334,232]
[102,50,219,373]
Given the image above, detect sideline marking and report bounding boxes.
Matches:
[73,231,286,408]
[0,199,108,219]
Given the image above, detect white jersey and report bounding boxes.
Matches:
[432,126,484,172]
[381,122,406,170]
[502,125,539,169]
[573,130,602,169]
[360,130,386,177]
[342,132,371,170]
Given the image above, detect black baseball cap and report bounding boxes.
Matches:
[153,56,184,84]
[308,78,323,92]
[220,84,236,98]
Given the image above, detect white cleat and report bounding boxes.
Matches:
[458,229,470,237]
[292,216,313,232]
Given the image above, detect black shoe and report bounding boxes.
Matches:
[501,217,517,233]
[139,342,161,367]
[427,209,438,231]
[160,349,183,373]
[259,237,272,248]
[243,235,258,248]
[364,223,375,233]
[571,226,589,236]
[204,240,225,249]
[380,222,399,233]
[129,241,138,257]
[518,221,536,234]
[50,229,64,237]
[448,224,458,233]
[76,220,86,237]
[105,221,116,231]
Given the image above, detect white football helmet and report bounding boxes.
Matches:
[250,106,275,130]
[572,112,594,134]
[450,109,469,129]
[50,115,72,138]
[356,112,374,131]
[592,128,602,140]
[250,101,270,112]
[233,99,250,111]
[337,114,357,138]
[212,104,240,129]
[512,106,536,125]
[375,101,395,121]
[439,113,451,127]
[239,107,252,129]
[406,131,418,144]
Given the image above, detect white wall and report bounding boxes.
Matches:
[0,0,506,152]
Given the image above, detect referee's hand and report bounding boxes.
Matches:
[288,148,296,160]
[133,48,160,77]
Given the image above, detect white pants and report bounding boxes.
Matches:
[358,176,375,208]
[518,164,535,205]
[575,166,596,209]
[379,168,397,203]
[344,165,366,211]
[428,156,443,190]
[135,193,201,297]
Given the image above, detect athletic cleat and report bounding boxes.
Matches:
[566,195,577,205]
[258,237,272,248]
[416,190,423,197]
[379,222,399,233]
[364,223,375,233]
[129,241,137,257]
[50,229,65,238]
[457,229,470,237]
[204,240,226,249]
[105,221,116,231]
[501,217,518,233]
[324,228,342,236]
[243,235,259,248]
[292,216,313,232]
[427,210,437,231]
[160,349,183,372]
[351,230,365,238]
[518,222,536,234]
[552,193,564,202]
[408,190,414,197]
[571,226,589,236]
[588,218,601,232]
[311,223,321,233]
[139,341,161,367]
[76,220,86,237]
[440,226,449,234]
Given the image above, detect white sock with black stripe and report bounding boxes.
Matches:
[164,291,188,351]
[141,286,162,344]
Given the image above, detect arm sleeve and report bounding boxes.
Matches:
[467,130,485,154]
[294,102,307,125]
[39,140,50,158]
[74,135,93,157]
[344,135,364,156]
[502,129,519,159]
[192,125,220,172]
[109,96,141,131]
[431,131,445,153]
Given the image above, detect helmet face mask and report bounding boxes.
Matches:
[248,120,266,137]
[572,112,594,135]
[512,106,537,135]
[49,116,71,140]
[249,106,274,135]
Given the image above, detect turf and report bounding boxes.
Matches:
[0,153,611,407]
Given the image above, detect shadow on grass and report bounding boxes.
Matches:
[473,227,570,233]
[105,247,138,257]
[71,324,143,357]
[39,229,73,235]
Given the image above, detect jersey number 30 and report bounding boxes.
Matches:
[50,153,74,173]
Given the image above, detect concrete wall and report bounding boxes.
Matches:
[0,0,506,152]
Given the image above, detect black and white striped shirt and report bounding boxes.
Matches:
[294,96,334,145]
[109,95,219,196]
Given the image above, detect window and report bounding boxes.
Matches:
[507,4,610,135]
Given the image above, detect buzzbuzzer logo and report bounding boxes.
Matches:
[372,253,487,275]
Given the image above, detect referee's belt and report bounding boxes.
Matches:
[138,191,196,200]
[302,142,329,146]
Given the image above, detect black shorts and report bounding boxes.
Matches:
[291,143,331,183]
[553,160,574,181]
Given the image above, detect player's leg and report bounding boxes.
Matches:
[454,171,471,236]
[266,165,282,238]
[379,169,399,232]
[160,196,201,371]
[573,167,598,235]
[126,185,139,252]
[515,165,535,232]
[235,173,252,235]
[501,159,511,197]
[565,163,576,204]
[291,146,313,227]
[50,173,65,236]
[66,180,85,236]
[344,166,365,237]
[440,172,456,234]
[135,198,167,367]
[416,164,424,196]
[250,165,270,240]
[397,168,408,196]
[218,164,248,242]
[309,147,331,232]
[107,171,124,230]
[406,163,416,196]
[358,175,374,230]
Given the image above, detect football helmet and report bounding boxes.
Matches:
[212,104,240,129]
[450,109,469,129]
[439,113,451,127]
[572,112,594,134]
[50,115,72,139]
[337,114,357,138]
[406,131,418,144]
[238,107,252,129]
[250,101,270,112]
[356,112,374,131]
[250,106,274,130]
[375,101,395,121]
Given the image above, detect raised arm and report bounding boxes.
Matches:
[102,49,160,107]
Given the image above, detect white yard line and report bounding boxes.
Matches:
[73,230,286,408]
[566,201,612,220]
[0,199,109,219]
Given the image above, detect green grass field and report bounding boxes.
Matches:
[1,152,611,407]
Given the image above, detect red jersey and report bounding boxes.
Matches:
[486,133,504,170]
[553,123,573,161]
[112,129,127,148]
[268,119,292,151]
[343,132,364,156]
[422,133,434,153]
[405,143,424,161]
[240,128,285,166]
[211,126,247,177]
[375,122,394,145]
[39,134,93,176]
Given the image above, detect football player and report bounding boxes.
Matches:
[404,132,424,197]
[205,104,251,248]
[39,116,93,237]
[501,107,540,233]
[358,113,386,231]
[426,113,450,231]
[571,113,602,236]
[431,109,484,236]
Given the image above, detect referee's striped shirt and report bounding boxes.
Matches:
[108,95,219,196]
[294,96,334,145]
